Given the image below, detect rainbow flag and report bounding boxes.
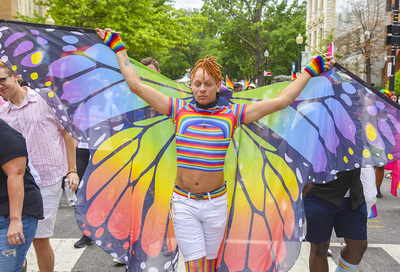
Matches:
[292,72,297,80]
[245,79,250,88]
[226,76,234,89]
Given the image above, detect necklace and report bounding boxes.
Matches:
[194,106,218,128]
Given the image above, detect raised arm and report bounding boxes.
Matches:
[243,55,335,123]
[95,28,170,115]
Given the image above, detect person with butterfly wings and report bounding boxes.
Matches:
[96,28,334,272]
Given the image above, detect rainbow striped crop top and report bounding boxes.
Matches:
[167,97,247,172]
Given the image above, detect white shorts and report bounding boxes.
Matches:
[171,189,228,262]
[35,180,63,238]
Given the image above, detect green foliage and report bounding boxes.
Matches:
[17,0,202,63]
[373,83,384,91]
[202,0,307,85]
[385,70,400,96]
[156,8,208,79]
[16,0,307,82]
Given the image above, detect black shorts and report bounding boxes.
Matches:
[304,193,367,243]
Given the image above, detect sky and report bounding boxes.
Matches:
[173,0,204,9]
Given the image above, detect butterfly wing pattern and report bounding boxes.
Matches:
[0,20,193,271]
[2,20,400,272]
[217,67,400,271]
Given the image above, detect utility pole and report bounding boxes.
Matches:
[389,0,399,93]
[264,49,269,86]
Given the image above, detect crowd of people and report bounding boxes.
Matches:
[175,73,258,93]
[0,26,396,272]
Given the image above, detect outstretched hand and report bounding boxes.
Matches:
[95,28,106,40]
[95,28,125,53]
[324,56,335,71]
[304,55,335,77]
[95,28,114,40]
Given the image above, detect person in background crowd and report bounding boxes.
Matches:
[73,141,92,249]
[0,60,79,272]
[0,119,43,272]
[391,92,398,103]
[246,83,256,90]
[140,57,160,73]
[0,96,5,107]
[233,83,242,93]
[303,169,367,272]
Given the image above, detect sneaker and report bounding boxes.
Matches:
[327,248,332,257]
[113,258,125,265]
[74,235,93,248]
[376,190,383,198]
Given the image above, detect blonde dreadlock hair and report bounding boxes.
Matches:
[190,55,224,84]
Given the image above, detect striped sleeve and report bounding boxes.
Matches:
[167,97,186,120]
[229,104,247,127]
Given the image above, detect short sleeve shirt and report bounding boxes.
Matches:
[167,97,247,171]
[0,119,43,219]
[0,87,67,187]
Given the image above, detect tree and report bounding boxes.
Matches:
[385,69,400,96]
[16,0,201,62]
[202,0,306,86]
[334,0,389,84]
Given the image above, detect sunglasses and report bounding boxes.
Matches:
[0,73,13,85]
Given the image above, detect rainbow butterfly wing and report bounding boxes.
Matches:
[3,20,400,272]
[0,20,192,270]
[216,65,400,271]
[77,114,179,268]
[74,69,192,268]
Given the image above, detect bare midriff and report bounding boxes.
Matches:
[175,167,224,194]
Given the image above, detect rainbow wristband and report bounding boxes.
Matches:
[103,32,125,53]
[304,55,326,77]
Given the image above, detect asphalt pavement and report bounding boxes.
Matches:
[25,174,400,271]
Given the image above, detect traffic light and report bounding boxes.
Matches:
[387,24,400,45]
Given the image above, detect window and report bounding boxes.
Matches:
[320,28,323,45]
[314,31,317,47]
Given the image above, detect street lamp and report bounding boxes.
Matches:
[264,49,269,86]
[45,15,55,25]
[296,33,304,73]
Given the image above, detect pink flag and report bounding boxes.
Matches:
[327,42,334,57]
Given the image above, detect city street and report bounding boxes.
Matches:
[26,174,400,272]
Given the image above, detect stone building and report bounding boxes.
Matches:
[306,0,336,51]
[1,0,45,20]
[306,0,391,85]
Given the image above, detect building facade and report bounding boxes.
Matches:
[1,0,45,21]
[306,0,336,51]
[306,0,391,85]
[382,0,400,89]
